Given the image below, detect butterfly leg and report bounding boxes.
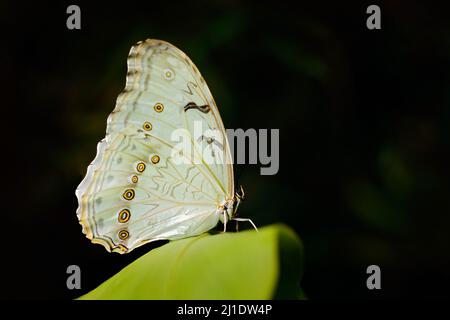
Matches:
[232,218,258,232]
[223,210,228,233]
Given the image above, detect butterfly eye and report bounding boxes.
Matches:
[154,103,164,113]
[131,175,138,183]
[118,229,129,240]
[122,189,135,200]
[136,162,146,173]
[143,122,152,131]
[151,155,160,164]
[118,209,131,223]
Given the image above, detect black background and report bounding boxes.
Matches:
[3,1,450,299]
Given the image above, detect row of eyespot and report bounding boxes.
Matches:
[113,66,173,247]
[142,102,164,132]
[118,209,131,240]
[117,102,164,241]
[118,155,160,240]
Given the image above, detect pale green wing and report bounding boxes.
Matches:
[76,39,234,253]
[107,39,234,195]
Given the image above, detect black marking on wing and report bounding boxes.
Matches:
[184,102,211,114]
[183,81,198,95]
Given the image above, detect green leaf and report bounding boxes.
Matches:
[79,224,303,300]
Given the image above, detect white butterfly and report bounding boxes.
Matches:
[76,39,256,254]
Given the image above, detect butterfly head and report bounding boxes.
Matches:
[218,198,235,221]
[217,185,253,232]
[218,185,245,221]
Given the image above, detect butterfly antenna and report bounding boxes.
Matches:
[234,161,245,193]
[233,185,245,215]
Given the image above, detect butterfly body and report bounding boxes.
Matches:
[76,39,253,254]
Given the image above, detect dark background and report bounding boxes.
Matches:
[3,0,450,299]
